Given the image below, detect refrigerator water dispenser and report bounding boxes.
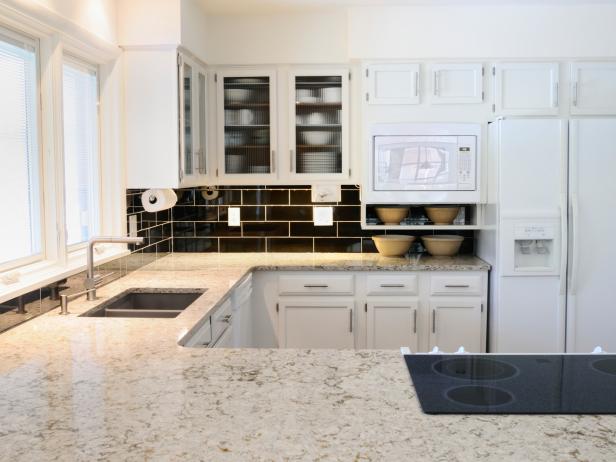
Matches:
[501,219,561,276]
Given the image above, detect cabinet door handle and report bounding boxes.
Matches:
[432,309,436,334]
[290,149,294,173]
[445,284,470,288]
[433,70,439,96]
[413,309,417,334]
[572,81,578,106]
[349,308,353,333]
[553,81,559,108]
[271,150,276,173]
[414,72,419,97]
[380,284,404,288]
[304,284,328,288]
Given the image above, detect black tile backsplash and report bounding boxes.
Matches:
[140,185,476,255]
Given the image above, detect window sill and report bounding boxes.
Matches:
[0,246,130,305]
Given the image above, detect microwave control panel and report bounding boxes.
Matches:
[456,136,476,190]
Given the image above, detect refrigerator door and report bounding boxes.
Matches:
[493,118,567,353]
[567,119,616,352]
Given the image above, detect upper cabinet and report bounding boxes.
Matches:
[570,62,616,115]
[431,63,484,104]
[124,48,208,189]
[289,69,350,180]
[366,63,420,105]
[216,69,277,180]
[493,62,560,116]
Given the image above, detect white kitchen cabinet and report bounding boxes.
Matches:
[215,68,278,182]
[365,63,420,105]
[428,298,483,353]
[366,299,419,350]
[493,62,560,115]
[570,62,616,115]
[124,48,208,188]
[278,298,355,348]
[288,69,350,180]
[431,63,484,104]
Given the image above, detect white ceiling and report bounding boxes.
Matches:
[199,0,616,15]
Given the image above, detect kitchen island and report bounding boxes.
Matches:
[0,253,614,461]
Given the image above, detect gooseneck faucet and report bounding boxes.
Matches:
[85,236,144,301]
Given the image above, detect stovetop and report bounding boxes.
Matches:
[404,354,616,414]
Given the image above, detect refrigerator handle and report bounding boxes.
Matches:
[559,195,568,295]
[570,192,580,295]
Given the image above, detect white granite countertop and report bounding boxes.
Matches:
[1,253,615,461]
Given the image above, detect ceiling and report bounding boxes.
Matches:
[199,0,616,15]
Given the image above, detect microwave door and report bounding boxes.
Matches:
[374,136,459,191]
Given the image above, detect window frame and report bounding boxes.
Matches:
[61,53,102,251]
[0,24,45,272]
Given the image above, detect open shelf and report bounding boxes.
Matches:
[362,203,483,230]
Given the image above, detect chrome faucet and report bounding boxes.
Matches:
[85,236,144,301]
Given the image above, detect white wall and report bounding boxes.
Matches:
[11,0,118,43]
[203,4,616,63]
[204,9,348,64]
[348,5,616,59]
[116,0,181,47]
[181,0,207,62]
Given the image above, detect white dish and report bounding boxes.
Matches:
[307,112,326,125]
[321,87,342,103]
[298,96,318,103]
[225,88,251,103]
[301,131,332,145]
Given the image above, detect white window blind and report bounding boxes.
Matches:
[62,56,100,246]
[0,30,41,268]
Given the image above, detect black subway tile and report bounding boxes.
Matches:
[340,188,360,204]
[267,206,312,221]
[242,189,289,205]
[267,238,313,252]
[242,222,289,237]
[361,237,378,253]
[290,222,336,237]
[173,221,195,237]
[173,237,218,252]
[334,206,360,221]
[314,238,362,253]
[289,189,312,204]
[195,222,241,237]
[219,238,266,252]
[337,222,373,237]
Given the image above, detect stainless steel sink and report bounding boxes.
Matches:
[80,289,206,318]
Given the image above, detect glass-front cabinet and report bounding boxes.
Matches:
[178,52,207,186]
[216,69,277,180]
[289,69,349,180]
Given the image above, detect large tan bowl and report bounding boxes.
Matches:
[375,207,409,225]
[372,235,415,257]
[424,206,460,225]
[421,235,464,257]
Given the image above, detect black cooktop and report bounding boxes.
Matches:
[404,354,616,414]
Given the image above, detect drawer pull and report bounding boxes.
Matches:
[380,284,405,288]
[445,284,470,288]
[349,308,353,333]
[432,309,436,333]
[413,309,417,334]
[221,314,232,323]
[304,284,329,288]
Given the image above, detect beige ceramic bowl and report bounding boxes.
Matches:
[375,207,409,225]
[424,206,460,225]
[421,235,464,257]
[372,235,415,257]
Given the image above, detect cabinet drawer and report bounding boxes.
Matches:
[278,274,354,296]
[211,298,233,341]
[366,274,418,296]
[430,275,482,296]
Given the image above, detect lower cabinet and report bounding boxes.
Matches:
[366,299,418,350]
[278,298,355,348]
[428,298,483,353]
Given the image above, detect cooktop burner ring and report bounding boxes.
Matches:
[432,357,519,381]
[591,358,616,377]
[445,385,515,408]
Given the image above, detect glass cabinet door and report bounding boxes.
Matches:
[197,70,207,175]
[220,74,274,175]
[181,61,193,177]
[290,71,348,178]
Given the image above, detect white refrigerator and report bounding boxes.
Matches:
[479,118,616,353]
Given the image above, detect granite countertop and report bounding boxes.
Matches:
[1,253,615,461]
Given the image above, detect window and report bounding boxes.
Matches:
[0,29,42,268]
[62,56,100,246]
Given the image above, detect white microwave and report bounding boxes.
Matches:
[366,123,481,204]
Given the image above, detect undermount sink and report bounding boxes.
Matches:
[80,289,206,318]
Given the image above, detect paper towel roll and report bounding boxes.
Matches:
[141,189,177,212]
